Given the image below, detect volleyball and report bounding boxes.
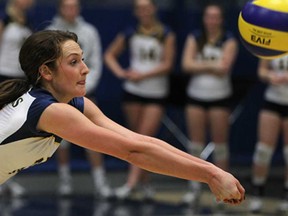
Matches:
[238,0,288,59]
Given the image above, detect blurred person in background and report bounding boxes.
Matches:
[46,0,111,198]
[104,0,175,200]
[0,0,34,198]
[181,3,238,204]
[249,56,288,213]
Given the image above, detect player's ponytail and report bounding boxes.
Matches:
[0,79,30,109]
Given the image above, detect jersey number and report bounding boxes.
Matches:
[140,48,157,61]
[8,156,51,175]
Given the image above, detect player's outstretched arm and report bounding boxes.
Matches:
[38,101,245,205]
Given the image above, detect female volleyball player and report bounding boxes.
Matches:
[104,0,175,200]
[181,3,238,204]
[250,56,288,212]
[0,30,244,205]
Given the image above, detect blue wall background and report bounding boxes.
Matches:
[1,0,284,172]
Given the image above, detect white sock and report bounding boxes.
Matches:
[59,165,71,182]
[92,167,106,188]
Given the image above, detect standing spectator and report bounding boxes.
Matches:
[46,0,111,198]
[249,56,288,212]
[0,0,34,197]
[181,3,238,204]
[105,0,175,200]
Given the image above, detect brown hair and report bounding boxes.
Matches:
[133,0,157,8]
[57,0,81,8]
[197,2,225,52]
[0,30,78,109]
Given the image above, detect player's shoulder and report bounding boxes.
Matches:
[160,22,173,35]
[28,87,57,105]
[189,29,202,39]
[80,20,100,35]
[0,11,11,27]
[223,30,236,41]
[121,25,137,37]
[29,88,84,113]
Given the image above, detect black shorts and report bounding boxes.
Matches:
[123,91,167,105]
[262,100,288,118]
[186,96,231,110]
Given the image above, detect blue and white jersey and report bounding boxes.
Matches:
[265,55,288,105]
[0,88,84,184]
[122,23,172,98]
[187,30,234,101]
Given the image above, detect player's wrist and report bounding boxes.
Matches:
[201,163,220,184]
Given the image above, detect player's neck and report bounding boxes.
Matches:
[207,29,222,44]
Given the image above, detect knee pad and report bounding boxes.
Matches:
[187,142,204,157]
[253,142,274,166]
[60,139,71,149]
[213,143,229,162]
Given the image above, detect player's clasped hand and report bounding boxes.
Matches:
[208,168,245,205]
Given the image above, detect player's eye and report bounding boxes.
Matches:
[70,60,78,65]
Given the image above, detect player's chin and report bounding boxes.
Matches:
[72,90,86,98]
[76,86,86,96]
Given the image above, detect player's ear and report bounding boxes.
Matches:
[39,64,53,81]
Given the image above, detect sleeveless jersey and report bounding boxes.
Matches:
[265,56,288,105]
[0,88,84,184]
[187,30,234,101]
[122,23,171,98]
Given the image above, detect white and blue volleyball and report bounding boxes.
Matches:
[238,0,288,59]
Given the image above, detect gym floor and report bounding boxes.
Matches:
[0,166,286,216]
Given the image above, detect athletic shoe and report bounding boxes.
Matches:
[249,197,263,213]
[278,200,288,212]
[114,185,132,200]
[96,184,113,199]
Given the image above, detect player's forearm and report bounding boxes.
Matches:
[144,135,210,165]
[141,62,172,79]
[75,124,215,183]
[81,123,216,183]
[182,60,216,74]
[104,53,126,79]
[125,140,217,183]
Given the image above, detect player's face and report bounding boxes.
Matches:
[16,0,34,11]
[134,0,156,25]
[203,5,223,33]
[59,0,80,23]
[50,40,89,102]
